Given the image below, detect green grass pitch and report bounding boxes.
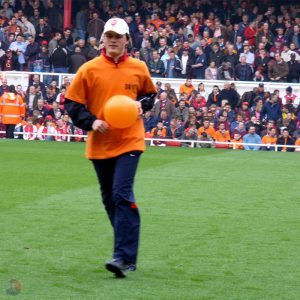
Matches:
[0,140,300,299]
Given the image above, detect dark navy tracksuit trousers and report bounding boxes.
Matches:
[92,151,141,264]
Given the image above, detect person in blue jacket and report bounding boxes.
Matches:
[262,93,281,122]
[243,125,262,150]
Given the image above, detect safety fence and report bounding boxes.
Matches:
[1,131,299,152]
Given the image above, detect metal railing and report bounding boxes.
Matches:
[0,131,299,152]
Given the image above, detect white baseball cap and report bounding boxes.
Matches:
[103,18,129,35]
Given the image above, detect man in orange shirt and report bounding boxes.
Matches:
[65,17,157,278]
[261,127,277,151]
[197,119,215,139]
[230,133,244,150]
[0,85,25,139]
[214,122,230,148]
[179,79,195,98]
[151,13,165,30]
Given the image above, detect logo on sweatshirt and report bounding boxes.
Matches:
[124,84,138,92]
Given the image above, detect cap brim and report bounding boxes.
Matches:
[103,28,128,35]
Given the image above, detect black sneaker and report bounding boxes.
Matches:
[105,259,127,278]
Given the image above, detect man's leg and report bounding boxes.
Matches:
[112,151,141,265]
[6,124,15,139]
[92,158,116,226]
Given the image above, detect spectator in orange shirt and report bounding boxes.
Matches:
[262,127,277,151]
[150,121,167,138]
[179,79,195,98]
[151,121,167,146]
[214,122,230,148]
[151,13,165,30]
[198,119,216,139]
[230,133,244,150]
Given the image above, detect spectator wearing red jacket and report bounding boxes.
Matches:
[191,93,206,110]
[244,21,257,47]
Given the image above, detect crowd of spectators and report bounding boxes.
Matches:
[0,0,299,81]
[0,74,299,150]
[143,80,300,151]
[1,74,299,151]
[0,74,87,141]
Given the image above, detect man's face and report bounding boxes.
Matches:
[64,29,71,36]
[138,24,144,33]
[170,120,176,127]
[37,99,44,107]
[196,47,202,55]
[233,24,239,30]
[145,110,151,118]
[29,86,36,94]
[213,87,219,93]
[159,38,166,47]
[213,44,219,52]
[153,51,159,60]
[274,54,281,62]
[238,122,244,130]
[225,105,231,111]
[283,130,289,138]
[249,127,256,134]
[204,120,209,128]
[179,101,185,109]
[243,45,249,53]
[234,133,241,140]
[224,83,230,90]
[103,31,127,59]
[160,92,167,101]
[271,96,277,103]
[64,77,70,84]
[269,128,276,137]
[78,39,85,47]
[186,80,192,86]
[160,111,167,120]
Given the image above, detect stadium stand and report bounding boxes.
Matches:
[0,0,299,151]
